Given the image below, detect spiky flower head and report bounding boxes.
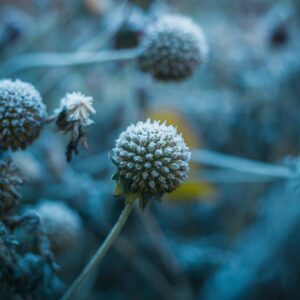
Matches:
[55,92,95,130]
[111,119,191,209]
[138,15,208,81]
[0,79,46,151]
[0,159,23,215]
[36,200,82,253]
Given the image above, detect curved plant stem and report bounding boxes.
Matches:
[0,48,142,77]
[61,199,135,300]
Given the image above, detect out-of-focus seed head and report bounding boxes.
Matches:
[55,92,95,131]
[138,15,208,81]
[0,159,23,215]
[111,119,191,209]
[36,200,82,253]
[0,79,46,151]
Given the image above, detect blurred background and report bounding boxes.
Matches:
[1,0,300,299]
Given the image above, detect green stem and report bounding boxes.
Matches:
[61,200,135,300]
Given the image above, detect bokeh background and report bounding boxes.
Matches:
[1,0,300,299]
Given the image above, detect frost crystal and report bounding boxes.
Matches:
[112,119,191,207]
[56,92,95,126]
[138,15,208,81]
[0,79,46,151]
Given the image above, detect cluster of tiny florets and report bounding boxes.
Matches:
[55,92,95,129]
[112,119,191,198]
[138,15,208,81]
[0,159,23,214]
[36,200,82,253]
[0,79,46,151]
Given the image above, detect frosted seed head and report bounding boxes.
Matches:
[36,200,82,253]
[112,119,191,209]
[0,79,46,151]
[138,14,208,81]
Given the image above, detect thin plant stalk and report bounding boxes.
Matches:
[61,199,135,300]
[192,149,293,179]
[0,48,142,77]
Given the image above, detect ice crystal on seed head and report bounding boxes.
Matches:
[112,119,191,208]
[138,14,208,81]
[55,92,95,126]
[0,79,46,151]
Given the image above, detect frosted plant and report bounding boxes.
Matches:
[55,92,95,129]
[62,120,191,300]
[0,159,23,215]
[0,79,46,151]
[54,92,96,161]
[1,15,208,83]
[111,119,191,209]
[0,211,63,299]
[138,15,208,81]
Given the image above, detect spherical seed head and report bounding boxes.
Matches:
[36,200,82,253]
[112,119,191,204]
[0,159,23,214]
[0,79,46,151]
[55,92,96,129]
[138,15,208,81]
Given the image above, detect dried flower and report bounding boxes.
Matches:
[0,79,46,151]
[111,119,191,209]
[0,159,23,215]
[138,15,208,81]
[54,92,96,162]
[55,92,95,129]
[36,200,82,253]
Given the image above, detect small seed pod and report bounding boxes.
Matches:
[138,15,208,81]
[0,79,46,151]
[111,119,191,209]
[0,159,23,215]
[36,200,82,253]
